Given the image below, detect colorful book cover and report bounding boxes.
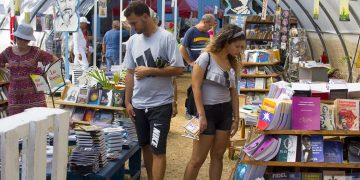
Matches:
[257,51,270,63]
[301,135,313,162]
[257,98,276,130]
[83,109,95,122]
[243,134,266,156]
[334,99,359,130]
[289,172,301,180]
[311,135,324,162]
[324,140,343,163]
[301,173,322,180]
[320,103,335,130]
[113,89,125,107]
[276,135,298,162]
[345,137,360,163]
[64,86,79,103]
[246,78,256,88]
[71,107,86,122]
[88,89,100,105]
[76,87,89,104]
[99,90,113,106]
[292,97,320,130]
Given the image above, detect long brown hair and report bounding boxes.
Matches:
[204,24,245,74]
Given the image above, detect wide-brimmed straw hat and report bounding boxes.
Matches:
[13,23,36,41]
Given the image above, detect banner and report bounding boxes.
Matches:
[313,0,320,20]
[14,0,20,16]
[261,0,268,20]
[24,12,30,24]
[340,0,350,21]
[99,0,107,18]
[224,0,255,16]
[54,0,79,32]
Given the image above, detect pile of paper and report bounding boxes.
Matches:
[243,134,281,161]
[240,104,260,126]
[257,98,292,130]
[113,118,138,142]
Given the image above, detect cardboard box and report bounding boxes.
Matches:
[299,67,328,82]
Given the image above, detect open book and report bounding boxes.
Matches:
[29,59,65,94]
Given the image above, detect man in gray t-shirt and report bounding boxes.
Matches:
[123,2,184,180]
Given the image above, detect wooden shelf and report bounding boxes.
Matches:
[242,158,360,169]
[256,130,360,136]
[241,61,280,67]
[320,100,334,104]
[246,21,274,25]
[246,39,272,42]
[0,100,7,105]
[240,88,270,92]
[55,100,125,111]
[0,81,9,86]
[240,74,278,78]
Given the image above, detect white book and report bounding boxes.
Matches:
[64,86,79,102]
[255,78,265,89]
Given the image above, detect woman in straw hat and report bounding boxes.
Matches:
[0,23,58,115]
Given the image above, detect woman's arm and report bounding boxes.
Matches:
[229,79,240,137]
[192,64,207,132]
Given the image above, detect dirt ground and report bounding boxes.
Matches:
[136,72,238,180]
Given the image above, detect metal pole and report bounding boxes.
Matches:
[65,32,69,80]
[93,0,98,67]
[119,0,123,66]
[161,0,165,29]
[173,0,177,38]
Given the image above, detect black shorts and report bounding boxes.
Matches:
[133,103,172,154]
[202,101,233,135]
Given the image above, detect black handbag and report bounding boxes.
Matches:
[185,53,210,116]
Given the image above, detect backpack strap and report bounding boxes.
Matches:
[203,52,211,79]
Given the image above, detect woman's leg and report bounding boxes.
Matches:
[209,130,230,180]
[183,135,214,180]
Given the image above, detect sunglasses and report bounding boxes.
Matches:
[223,71,230,88]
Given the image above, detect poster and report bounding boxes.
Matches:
[44,14,54,30]
[35,14,43,32]
[14,0,20,16]
[54,0,79,32]
[99,0,107,18]
[24,12,31,24]
[339,0,350,21]
[224,0,255,16]
[261,0,268,20]
[313,0,320,20]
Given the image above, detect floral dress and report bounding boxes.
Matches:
[0,46,54,115]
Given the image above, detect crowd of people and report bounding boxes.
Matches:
[0,1,246,180]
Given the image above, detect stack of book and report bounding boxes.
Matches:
[75,128,108,167]
[183,117,200,140]
[69,146,100,174]
[114,118,138,142]
[243,134,281,161]
[103,127,127,153]
[257,98,292,130]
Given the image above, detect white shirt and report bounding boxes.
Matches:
[72,29,87,54]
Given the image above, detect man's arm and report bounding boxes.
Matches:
[134,66,183,80]
[179,45,195,66]
[125,69,135,118]
[102,37,106,55]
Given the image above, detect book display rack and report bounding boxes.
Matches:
[0,69,9,118]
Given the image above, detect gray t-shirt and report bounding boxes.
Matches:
[123,28,184,109]
[195,52,236,105]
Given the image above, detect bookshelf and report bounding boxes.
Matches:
[242,157,360,169]
[240,74,278,78]
[55,100,125,111]
[241,61,280,67]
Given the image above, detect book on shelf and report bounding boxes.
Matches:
[113,89,125,107]
[99,90,113,106]
[267,172,289,180]
[329,84,348,100]
[255,78,266,89]
[83,108,95,122]
[292,97,320,130]
[322,171,345,180]
[323,139,343,163]
[347,83,360,98]
[276,135,298,162]
[0,86,7,101]
[71,107,86,122]
[246,78,256,89]
[301,135,324,162]
[344,137,360,163]
[99,110,114,124]
[320,103,335,130]
[334,99,359,130]
[257,98,292,130]
[289,172,301,180]
[88,89,101,105]
[301,172,322,180]
[310,83,329,100]
[292,83,311,97]
[239,79,247,89]
[76,87,90,104]
[244,134,281,161]
[64,86,80,103]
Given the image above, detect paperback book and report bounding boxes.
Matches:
[320,103,335,130]
[64,86,79,103]
[276,135,298,162]
[292,97,320,130]
[301,135,324,162]
[323,140,343,163]
[77,87,89,104]
[88,89,101,105]
[334,99,359,130]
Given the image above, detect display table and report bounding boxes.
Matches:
[67,142,141,180]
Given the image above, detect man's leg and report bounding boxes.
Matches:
[80,50,89,70]
[142,145,153,180]
[147,104,172,180]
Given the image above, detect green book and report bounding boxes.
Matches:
[276,135,298,162]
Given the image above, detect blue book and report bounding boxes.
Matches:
[257,51,270,63]
[324,140,343,163]
[268,172,288,180]
[311,135,324,162]
[288,172,301,180]
[87,89,101,105]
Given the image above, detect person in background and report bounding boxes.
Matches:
[73,16,92,70]
[179,14,217,69]
[183,24,244,180]
[102,20,130,71]
[123,1,184,180]
[0,23,58,115]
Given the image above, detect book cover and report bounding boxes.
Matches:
[276,135,298,162]
[76,87,89,104]
[99,110,113,124]
[323,171,345,180]
[99,90,113,106]
[292,97,321,130]
[258,51,270,63]
[301,173,322,180]
[255,78,265,89]
[311,135,324,162]
[240,78,247,89]
[257,98,276,130]
[345,137,360,163]
[64,86,79,102]
[246,78,256,88]
[88,89,100,105]
[301,135,313,162]
[334,99,359,130]
[324,140,343,163]
[71,107,86,122]
[83,109,95,122]
[289,172,302,180]
[268,172,289,180]
[113,89,125,107]
[320,104,335,130]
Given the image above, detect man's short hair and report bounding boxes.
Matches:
[202,14,215,23]
[124,1,150,17]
